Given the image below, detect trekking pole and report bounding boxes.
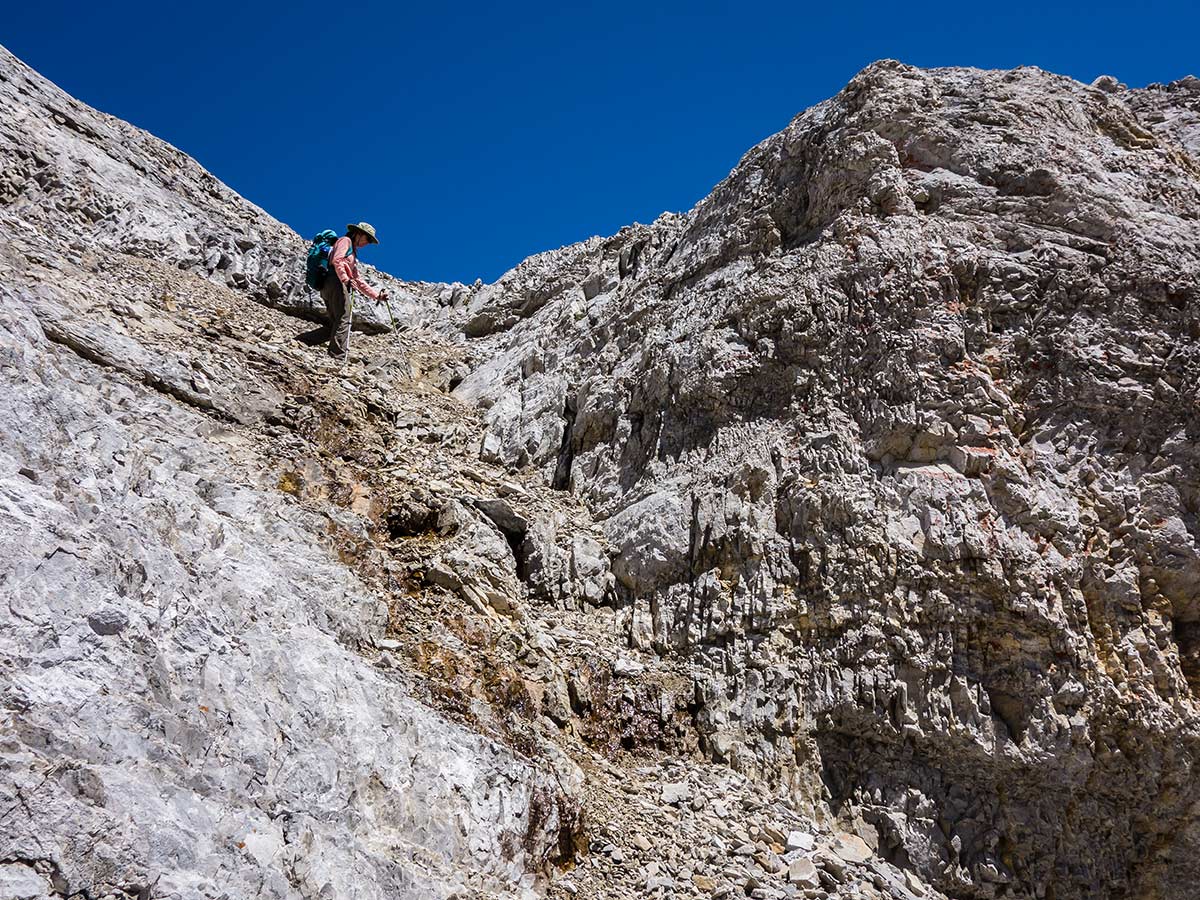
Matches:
[342,286,354,372]
[382,292,399,335]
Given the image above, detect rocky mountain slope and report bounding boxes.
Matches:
[0,45,576,900]
[3,41,1199,900]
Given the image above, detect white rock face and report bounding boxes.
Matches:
[0,311,570,899]
[452,61,1200,899]
[0,44,576,900]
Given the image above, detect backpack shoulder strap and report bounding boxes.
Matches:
[326,235,355,260]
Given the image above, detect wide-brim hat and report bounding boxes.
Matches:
[347,222,379,244]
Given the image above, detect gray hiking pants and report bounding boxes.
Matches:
[320,276,354,359]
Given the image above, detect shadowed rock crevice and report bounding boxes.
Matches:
[551,394,577,491]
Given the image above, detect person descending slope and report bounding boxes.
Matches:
[300,222,390,362]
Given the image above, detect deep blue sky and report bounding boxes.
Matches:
[4,2,1198,284]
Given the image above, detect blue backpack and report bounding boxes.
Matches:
[305,230,353,290]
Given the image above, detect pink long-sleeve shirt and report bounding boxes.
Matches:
[329,237,380,300]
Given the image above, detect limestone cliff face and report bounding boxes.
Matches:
[3,39,1200,900]
[0,44,576,900]
[454,62,1200,899]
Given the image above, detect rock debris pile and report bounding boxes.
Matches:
[2,40,1200,900]
[551,760,931,900]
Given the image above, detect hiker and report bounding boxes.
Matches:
[300,222,390,361]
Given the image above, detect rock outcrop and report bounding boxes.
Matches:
[3,39,1200,900]
[453,63,1200,899]
[0,44,577,900]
